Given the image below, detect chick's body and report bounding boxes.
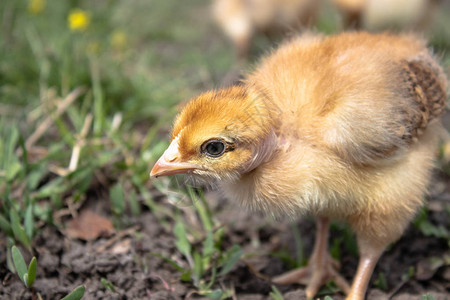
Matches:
[213,0,319,59]
[151,32,447,300]
[333,0,438,30]
[224,33,445,244]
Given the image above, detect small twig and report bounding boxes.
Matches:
[25,86,86,150]
[387,279,409,299]
[229,282,237,300]
[47,113,92,177]
[93,170,109,188]
[147,273,175,292]
[95,225,140,252]
[48,164,70,177]
[219,281,236,300]
[53,195,86,224]
[67,197,78,219]
[27,88,57,124]
[242,259,272,281]
[111,112,122,132]
[68,113,93,172]
[2,273,12,286]
[184,290,197,300]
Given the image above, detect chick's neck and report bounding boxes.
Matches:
[240,130,279,174]
[237,86,281,175]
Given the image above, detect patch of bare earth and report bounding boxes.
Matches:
[1,178,449,300]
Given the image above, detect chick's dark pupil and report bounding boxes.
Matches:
[206,142,225,156]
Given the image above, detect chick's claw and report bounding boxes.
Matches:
[272,252,350,298]
[273,218,351,298]
[150,31,447,299]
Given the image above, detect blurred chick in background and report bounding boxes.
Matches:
[213,0,319,61]
[151,32,447,299]
[333,0,440,30]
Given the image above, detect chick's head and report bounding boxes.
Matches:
[151,86,275,182]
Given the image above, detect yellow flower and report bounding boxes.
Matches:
[110,30,128,51]
[68,9,91,32]
[28,0,46,14]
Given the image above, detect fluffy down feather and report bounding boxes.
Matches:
[151,32,447,300]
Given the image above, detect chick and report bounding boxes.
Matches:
[332,0,365,28]
[213,0,319,60]
[151,32,447,299]
[333,0,439,31]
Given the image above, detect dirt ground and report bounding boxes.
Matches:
[1,171,449,300]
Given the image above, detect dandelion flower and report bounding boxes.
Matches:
[110,30,128,51]
[68,9,91,32]
[28,0,46,14]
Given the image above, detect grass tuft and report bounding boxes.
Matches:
[1,0,449,298]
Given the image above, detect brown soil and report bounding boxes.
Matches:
[1,176,449,300]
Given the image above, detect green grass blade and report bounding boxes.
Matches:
[110,182,125,216]
[89,56,105,136]
[128,189,141,216]
[202,289,223,299]
[203,231,215,258]
[6,246,16,273]
[1,124,20,182]
[100,278,116,292]
[218,245,243,277]
[188,187,213,232]
[0,214,13,236]
[269,285,284,300]
[202,231,215,271]
[10,210,31,251]
[61,285,86,300]
[193,251,203,286]
[18,133,29,172]
[24,204,34,240]
[150,252,186,273]
[6,161,21,181]
[204,265,217,290]
[290,222,305,267]
[174,221,191,258]
[11,246,27,285]
[374,272,388,291]
[26,257,37,288]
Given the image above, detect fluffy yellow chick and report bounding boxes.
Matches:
[333,0,439,30]
[151,32,447,299]
[213,0,319,60]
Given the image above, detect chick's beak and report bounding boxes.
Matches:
[150,137,199,178]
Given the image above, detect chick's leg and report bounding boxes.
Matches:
[272,217,351,298]
[346,237,385,300]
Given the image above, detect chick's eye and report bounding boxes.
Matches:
[203,140,226,157]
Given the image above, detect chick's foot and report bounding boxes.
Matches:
[272,252,350,298]
[272,218,351,299]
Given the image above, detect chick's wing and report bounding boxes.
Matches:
[319,50,447,166]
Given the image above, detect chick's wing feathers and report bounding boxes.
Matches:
[400,54,447,143]
[313,35,447,166]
